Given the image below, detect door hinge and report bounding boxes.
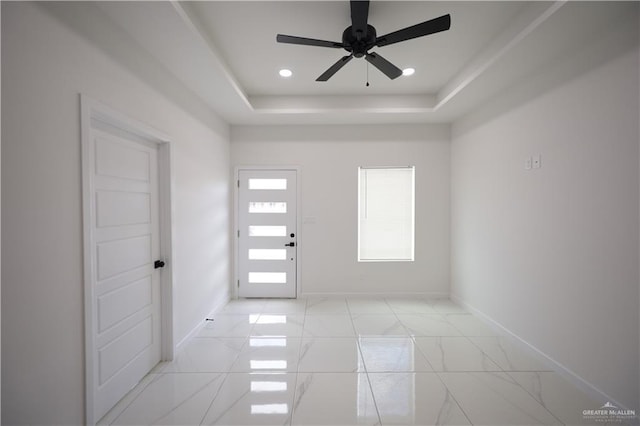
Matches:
[237,180,240,188]
[237,230,240,238]
[237,280,240,287]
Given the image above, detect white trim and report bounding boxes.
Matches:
[170,2,252,110]
[80,95,96,426]
[233,166,302,299]
[301,292,449,299]
[158,143,174,362]
[175,293,230,351]
[174,319,204,353]
[80,95,175,425]
[450,293,633,412]
[435,1,565,110]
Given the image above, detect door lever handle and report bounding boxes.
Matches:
[284,242,295,247]
[154,260,166,269]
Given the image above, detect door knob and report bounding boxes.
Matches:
[284,242,295,247]
[154,260,166,269]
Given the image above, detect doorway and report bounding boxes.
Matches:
[237,169,298,298]
[81,96,174,424]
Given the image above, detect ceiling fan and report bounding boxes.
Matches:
[276,0,451,82]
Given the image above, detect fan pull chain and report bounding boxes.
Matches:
[366,62,370,87]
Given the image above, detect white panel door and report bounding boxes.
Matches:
[238,170,297,298]
[90,126,161,420]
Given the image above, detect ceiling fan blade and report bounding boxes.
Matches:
[375,14,451,47]
[350,0,370,38]
[277,34,344,49]
[316,55,354,81]
[365,52,403,80]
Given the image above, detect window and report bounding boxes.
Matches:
[358,167,415,262]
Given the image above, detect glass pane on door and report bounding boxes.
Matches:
[249,226,287,237]
[248,272,287,284]
[248,249,287,260]
[249,202,287,214]
[249,179,287,190]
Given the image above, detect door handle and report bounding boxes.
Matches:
[154,260,166,269]
[284,242,295,247]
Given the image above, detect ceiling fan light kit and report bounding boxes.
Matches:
[276,0,451,82]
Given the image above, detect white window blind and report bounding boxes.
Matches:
[358,167,415,262]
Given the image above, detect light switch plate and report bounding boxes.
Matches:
[525,157,532,170]
[533,154,542,169]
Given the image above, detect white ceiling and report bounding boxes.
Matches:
[188,2,523,96]
[85,1,636,126]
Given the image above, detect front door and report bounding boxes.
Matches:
[238,170,297,298]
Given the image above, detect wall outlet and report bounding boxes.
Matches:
[525,157,532,170]
[533,154,542,169]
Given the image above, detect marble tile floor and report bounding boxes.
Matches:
[99,297,617,426]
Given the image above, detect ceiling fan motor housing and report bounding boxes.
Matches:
[342,25,377,58]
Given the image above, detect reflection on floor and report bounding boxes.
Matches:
[99,297,611,425]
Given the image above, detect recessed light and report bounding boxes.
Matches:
[279,69,293,78]
[402,68,415,76]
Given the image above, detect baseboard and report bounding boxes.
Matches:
[175,292,230,352]
[300,291,450,298]
[450,293,633,412]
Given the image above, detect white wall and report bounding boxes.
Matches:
[451,26,640,408]
[232,124,450,296]
[1,3,230,424]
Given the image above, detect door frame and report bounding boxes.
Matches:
[80,95,175,425]
[233,166,301,299]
